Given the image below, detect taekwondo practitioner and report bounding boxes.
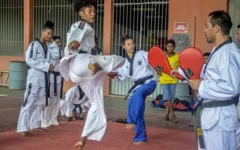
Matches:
[108,34,156,145]
[41,36,63,128]
[59,0,125,149]
[171,10,240,150]
[64,0,101,57]
[17,21,55,136]
[60,84,90,121]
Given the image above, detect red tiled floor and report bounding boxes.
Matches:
[0,121,196,150]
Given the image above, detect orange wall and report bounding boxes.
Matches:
[168,0,228,53]
[168,0,196,47]
[24,0,34,51]
[195,0,228,52]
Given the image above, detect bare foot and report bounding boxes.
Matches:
[125,124,135,130]
[187,120,194,127]
[73,112,78,120]
[133,141,146,145]
[171,117,179,123]
[75,137,87,150]
[164,114,170,123]
[82,111,88,120]
[66,117,73,122]
[20,131,33,137]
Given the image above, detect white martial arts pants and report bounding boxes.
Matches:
[41,82,61,128]
[236,121,240,150]
[198,123,237,150]
[80,79,107,141]
[17,84,46,133]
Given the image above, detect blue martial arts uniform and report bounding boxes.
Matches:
[116,50,156,142]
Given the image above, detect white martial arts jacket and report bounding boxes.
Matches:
[117,50,154,82]
[25,39,51,87]
[199,40,240,131]
[64,20,96,56]
[116,50,154,92]
[49,42,63,84]
[237,97,240,149]
[65,85,89,106]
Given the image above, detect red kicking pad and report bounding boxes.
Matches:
[148,46,184,80]
[179,47,204,80]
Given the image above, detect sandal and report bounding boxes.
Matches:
[116,118,124,123]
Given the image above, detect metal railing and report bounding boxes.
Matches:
[110,0,171,99]
[0,0,24,56]
[33,0,104,51]
[229,0,240,41]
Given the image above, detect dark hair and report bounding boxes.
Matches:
[73,0,97,12]
[121,34,133,45]
[166,39,176,47]
[42,20,54,30]
[238,24,240,28]
[208,10,232,35]
[203,52,211,57]
[53,36,61,41]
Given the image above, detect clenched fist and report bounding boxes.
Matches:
[68,40,80,49]
[108,72,118,79]
[49,64,54,71]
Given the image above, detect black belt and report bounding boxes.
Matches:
[193,96,239,148]
[44,72,50,107]
[60,77,64,99]
[78,48,100,55]
[124,75,153,100]
[23,74,49,107]
[79,50,87,54]
[91,47,101,55]
[73,104,83,119]
[50,71,61,97]
[23,83,32,107]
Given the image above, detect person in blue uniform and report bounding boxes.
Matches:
[109,34,156,145]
